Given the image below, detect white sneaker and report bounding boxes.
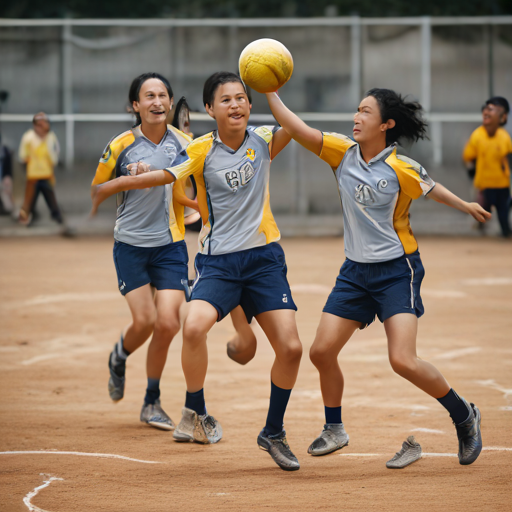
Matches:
[386,436,422,469]
[173,407,196,442]
[140,400,175,431]
[173,407,223,444]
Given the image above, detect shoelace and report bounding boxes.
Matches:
[204,416,217,430]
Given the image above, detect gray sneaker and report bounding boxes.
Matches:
[257,429,300,471]
[173,407,196,442]
[455,401,482,465]
[108,346,125,402]
[308,423,349,456]
[386,436,422,469]
[173,407,223,444]
[140,400,175,431]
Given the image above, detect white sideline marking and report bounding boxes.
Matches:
[290,284,331,295]
[476,379,512,399]
[411,428,445,434]
[340,447,512,458]
[0,451,163,464]
[431,347,481,360]
[23,474,63,512]
[3,292,120,310]
[21,346,104,366]
[421,289,467,298]
[462,277,512,286]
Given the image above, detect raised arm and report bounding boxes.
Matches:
[90,168,174,216]
[269,127,292,160]
[266,92,323,155]
[428,183,491,223]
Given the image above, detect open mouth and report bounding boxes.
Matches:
[229,113,244,120]
[150,111,165,116]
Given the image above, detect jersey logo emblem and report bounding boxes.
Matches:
[100,145,112,164]
[282,294,288,303]
[225,161,256,192]
[377,179,388,190]
[355,184,376,205]
[246,148,256,161]
[163,143,177,161]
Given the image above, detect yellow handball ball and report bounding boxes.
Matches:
[239,38,294,94]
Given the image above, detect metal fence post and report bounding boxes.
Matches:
[62,22,74,170]
[421,16,431,114]
[350,15,362,110]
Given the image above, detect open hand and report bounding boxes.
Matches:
[466,202,491,223]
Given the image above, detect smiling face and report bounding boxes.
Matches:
[132,78,173,128]
[482,103,506,130]
[353,95,394,145]
[205,81,251,134]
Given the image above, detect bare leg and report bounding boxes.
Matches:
[255,309,302,390]
[122,284,157,354]
[181,300,218,392]
[384,313,450,398]
[227,306,257,365]
[146,289,184,379]
[309,313,361,407]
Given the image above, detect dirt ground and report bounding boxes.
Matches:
[0,235,511,512]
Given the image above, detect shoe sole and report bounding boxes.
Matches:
[145,421,175,431]
[459,406,482,466]
[308,439,349,456]
[173,429,194,442]
[257,438,300,471]
[386,453,422,469]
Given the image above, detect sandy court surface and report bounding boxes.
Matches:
[0,235,511,512]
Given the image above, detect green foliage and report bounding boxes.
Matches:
[1,0,511,19]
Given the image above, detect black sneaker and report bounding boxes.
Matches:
[455,401,482,465]
[257,429,300,471]
[108,345,125,402]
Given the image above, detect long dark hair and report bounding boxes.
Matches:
[128,72,173,126]
[366,88,428,146]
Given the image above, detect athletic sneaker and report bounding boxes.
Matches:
[257,429,300,471]
[173,407,223,444]
[386,436,422,469]
[455,401,482,465]
[107,345,125,402]
[307,423,349,456]
[140,399,175,431]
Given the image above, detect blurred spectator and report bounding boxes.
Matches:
[463,97,512,238]
[18,112,63,225]
[0,133,14,215]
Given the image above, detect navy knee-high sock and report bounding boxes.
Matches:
[144,378,160,405]
[185,389,206,416]
[325,406,342,425]
[437,388,471,425]
[264,381,292,436]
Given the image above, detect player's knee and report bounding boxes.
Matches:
[132,310,156,333]
[154,316,181,339]
[389,353,417,378]
[309,344,331,369]
[279,339,302,365]
[183,320,208,346]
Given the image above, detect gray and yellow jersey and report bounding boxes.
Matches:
[165,126,281,255]
[320,133,435,263]
[93,125,191,247]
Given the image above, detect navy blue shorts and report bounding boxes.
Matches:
[113,240,189,296]
[191,242,297,322]
[323,251,425,328]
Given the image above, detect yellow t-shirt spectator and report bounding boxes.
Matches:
[463,126,512,190]
[19,129,60,180]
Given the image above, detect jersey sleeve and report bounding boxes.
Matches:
[462,130,479,162]
[92,131,132,186]
[165,133,213,181]
[319,132,357,169]
[47,132,60,166]
[18,131,30,163]
[393,154,436,199]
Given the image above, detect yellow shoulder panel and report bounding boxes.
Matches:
[319,132,356,170]
[170,132,214,181]
[92,130,134,186]
[168,124,193,149]
[253,126,273,144]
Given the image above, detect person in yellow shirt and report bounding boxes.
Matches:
[18,112,63,225]
[463,97,512,237]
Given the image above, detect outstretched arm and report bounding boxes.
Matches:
[428,183,491,223]
[266,92,323,155]
[90,167,175,216]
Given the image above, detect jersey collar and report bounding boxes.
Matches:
[357,142,397,167]
[213,130,249,154]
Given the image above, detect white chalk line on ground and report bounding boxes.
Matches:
[0,450,163,464]
[411,428,445,434]
[340,447,512,458]
[476,379,512,399]
[430,346,481,360]
[23,474,63,512]
[462,277,512,286]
